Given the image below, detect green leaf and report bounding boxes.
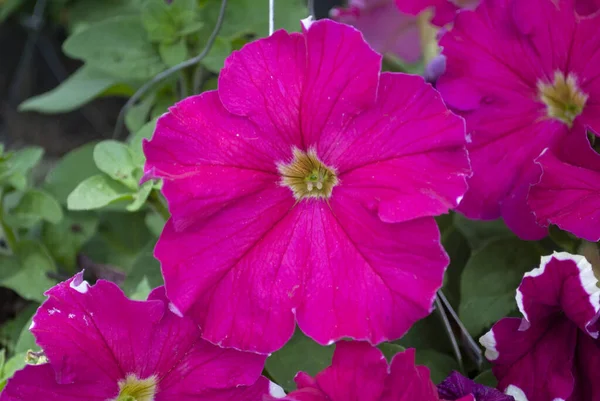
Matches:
[63,16,166,80]
[68,0,143,33]
[0,241,57,302]
[19,66,119,114]
[122,240,163,297]
[142,0,198,42]
[44,142,101,204]
[127,181,153,212]
[129,118,157,166]
[0,352,26,390]
[93,141,138,189]
[0,0,25,22]
[129,277,152,301]
[415,349,459,384]
[67,175,135,211]
[201,0,307,40]
[453,214,513,250]
[125,95,156,134]
[378,343,405,362]
[459,237,542,336]
[82,211,153,272]
[14,315,38,355]
[202,37,231,72]
[7,189,63,228]
[441,226,471,307]
[144,211,165,237]
[266,330,334,391]
[0,147,44,189]
[159,38,189,67]
[42,212,98,269]
[0,304,38,355]
[474,370,498,387]
[397,312,453,355]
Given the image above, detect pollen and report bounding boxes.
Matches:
[278,148,338,200]
[537,71,588,127]
[112,374,157,401]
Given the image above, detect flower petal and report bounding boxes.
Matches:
[320,73,469,223]
[437,371,515,401]
[517,253,600,338]
[570,332,600,400]
[437,0,585,236]
[218,30,306,144]
[296,194,447,345]
[480,317,576,401]
[0,364,111,401]
[32,273,165,385]
[382,349,439,401]
[529,132,600,242]
[145,287,267,396]
[300,19,382,147]
[155,186,296,354]
[312,342,388,401]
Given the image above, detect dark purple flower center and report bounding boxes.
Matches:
[278,148,338,200]
[537,71,588,127]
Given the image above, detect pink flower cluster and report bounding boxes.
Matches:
[4,0,600,399]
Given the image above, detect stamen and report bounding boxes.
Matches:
[112,374,157,401]
[538,71,588,127]
[278,148,338,200]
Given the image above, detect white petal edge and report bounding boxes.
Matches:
[505,385,529,401]
[269,381,286,398]
[530,252,600,338]
[479,330,499,361]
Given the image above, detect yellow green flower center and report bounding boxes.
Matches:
[112,374,157,401]
[278,148,338,200]
[537,71,588,127]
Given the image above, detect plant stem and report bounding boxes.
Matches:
[113,0,228,139]
[148,190,170,222]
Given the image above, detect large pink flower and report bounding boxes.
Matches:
[529,131,600,242]
[265,342,509,401]
[480,253,600,401]
[330,0,421,62]
[437,0,600,240]
[0,273,271,401]
[395,0,479,26]
[143,19,470,353]
[267,342,440,401]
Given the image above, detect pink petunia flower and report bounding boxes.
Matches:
[529,131,600,242]
[0,273,272,401]
[480,253,600,401]
[143,19,470,354]
[395,0,479,26]
[437,0,600,240]
[266,341,440,401]
[330,0,422,63]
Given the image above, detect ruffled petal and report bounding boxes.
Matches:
[529,131,600,242]
[296,194,447,345]
[0,364,111,401]
[321,73,469,223]
[300,19,382,147]
[382,349,439,401]
[218,30,306,144]
[480,317,576,401]
[517,253,600,338]
[32,273,164,385]
[437,371,515,401]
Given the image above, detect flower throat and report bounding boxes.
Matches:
[538,71,588,127]
[278,148,338,200]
